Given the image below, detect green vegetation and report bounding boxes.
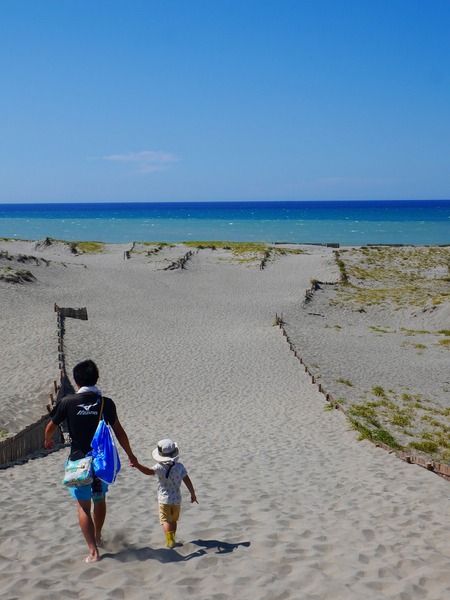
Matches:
[182,241,305,266]
[389,409,413,427]
[72,241,104,254]
[348,396,409,451]
[408,439,439,455]
[184,240,268,254]
[0,267,36,283]
[372,386,387,398]
[334,251,349,284]
[400,327,431,336]
[33,237,104,254]
[276,247,306,255]
[349,417,403,450]
[314,246,450,462]
[421,414,442,428]
[137,241,170,247]
[184,240,268,265]
[344,387,450,462]
[330,246,449,311]
[369,325,393,334]
[130,242,170,256]
[337,377,353,386]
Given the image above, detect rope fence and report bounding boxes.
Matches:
[163,250,195,270]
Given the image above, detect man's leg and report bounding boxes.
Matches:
[76,499,100,562]
[91,477,108,545]
[93,499,106,545]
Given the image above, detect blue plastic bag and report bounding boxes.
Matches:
[91,419,121,484]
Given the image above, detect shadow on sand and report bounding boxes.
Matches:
[189,539,251,554]
[101,538,250,564]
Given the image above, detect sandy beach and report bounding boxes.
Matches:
[1,239,450,600]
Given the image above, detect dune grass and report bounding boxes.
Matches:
[331,246,449,310]
[301,246,450,463]
[71,241,104,254]
[182,241,305,265]
[0,267,36,283]
[345,386,450,463]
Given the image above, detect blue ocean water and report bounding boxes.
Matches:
[0,200,448,245]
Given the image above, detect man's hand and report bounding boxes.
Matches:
[44,438,54,450]
[44,420,57,450]
[128,453,138,467]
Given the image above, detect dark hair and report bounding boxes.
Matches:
[73,359,99,387]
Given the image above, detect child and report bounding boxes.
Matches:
[133,438,198,548]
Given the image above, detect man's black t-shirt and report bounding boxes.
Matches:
[51,392,117,460]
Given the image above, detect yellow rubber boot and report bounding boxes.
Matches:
[165,531,176,549]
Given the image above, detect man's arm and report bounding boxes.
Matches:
[44,420,58,450]
[111,419,138,466]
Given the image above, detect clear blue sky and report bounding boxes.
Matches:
[1,0,449,203]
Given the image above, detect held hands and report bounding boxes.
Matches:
[128,454,138,467]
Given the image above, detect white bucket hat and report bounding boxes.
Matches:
[152,438,179,463]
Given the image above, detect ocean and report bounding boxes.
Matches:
[0,200,449,245]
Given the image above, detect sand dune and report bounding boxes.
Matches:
[1,239,450,600]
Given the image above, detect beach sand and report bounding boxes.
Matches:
[1,239,450,600]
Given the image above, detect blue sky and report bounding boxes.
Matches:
[1,0,449,203]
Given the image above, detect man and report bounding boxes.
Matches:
[44,359,137,563]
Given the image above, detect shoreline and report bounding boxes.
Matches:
[2,235,449,247]
[2,198,450,247]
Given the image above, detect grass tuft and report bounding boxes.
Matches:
[372,386,387,398]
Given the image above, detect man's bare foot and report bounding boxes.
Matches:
[85,553,100,563]
[96,537,104,547]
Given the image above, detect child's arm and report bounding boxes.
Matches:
[183,474,198,503]
[132,462,155,476]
